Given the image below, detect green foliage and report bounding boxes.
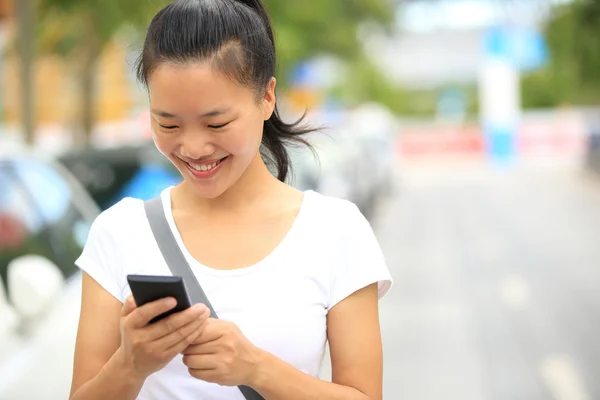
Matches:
[262,0,394,87]
[262,0,410,114]
[329,55,409,115]
[38,0,166,55]
[38,0,394,80]
[522,0,600,108]
[36,0,403,135]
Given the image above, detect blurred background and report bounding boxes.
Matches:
[1,0,600,399]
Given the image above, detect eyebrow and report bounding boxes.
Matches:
[150,108,231,118]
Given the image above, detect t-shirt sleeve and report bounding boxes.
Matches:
[329,203,393,310]
[75,210,124,303]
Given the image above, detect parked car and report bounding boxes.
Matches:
[0,146,100,399]
[346,103,399,201]
[312,134,369,211]
[294,104,399,220]
[57,141,181,211]
[286,144,321,192]
[286,132,364,208]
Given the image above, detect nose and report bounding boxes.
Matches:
[178,131,217,160]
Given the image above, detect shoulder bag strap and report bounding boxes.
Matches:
[144,197,264,400]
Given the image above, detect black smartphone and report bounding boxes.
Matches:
[127,274,192,324]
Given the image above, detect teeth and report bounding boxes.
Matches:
[189,161,218,171]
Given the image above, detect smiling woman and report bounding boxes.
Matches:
[69,1,392,400]
[145,62,270,199]
[137,0,316,189]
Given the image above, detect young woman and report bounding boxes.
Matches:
[69,0,392,399]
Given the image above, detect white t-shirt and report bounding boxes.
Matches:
[75,188,392,400]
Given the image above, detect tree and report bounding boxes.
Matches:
[522,0,600,108]
[37,0,396,146]
[263,0,394,88]
[262,0,401,114]
[37,0,165,147]
[15,0,36,145]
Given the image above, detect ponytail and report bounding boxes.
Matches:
[234,0,275,46]
[236,0,318,182]
[262,108,317,182]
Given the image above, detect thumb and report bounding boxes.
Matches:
[121,295,137,317]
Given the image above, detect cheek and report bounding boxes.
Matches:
[152,132,180,161]
[225,124,264,157]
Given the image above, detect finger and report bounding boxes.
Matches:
[120,296,137,317]
[128,297,177,328]
[145,304,209,341]
[153,320,202,356]
[189,368,219,384]
[182,340,220,356]
[153,309,209,351]
[163,324,206,359]
[193,318,223,345]
[183,354,220,370]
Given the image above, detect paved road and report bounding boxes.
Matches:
[3,164,600,399]
[353,165,600,400]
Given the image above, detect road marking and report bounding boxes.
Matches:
[540,354,591,400]
[499,274,530,309]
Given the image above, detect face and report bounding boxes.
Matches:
[147,62,276,199]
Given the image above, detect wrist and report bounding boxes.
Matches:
[105,347,147,385]
[248,347,275,390]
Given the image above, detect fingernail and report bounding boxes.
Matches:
[193,304,207,313]
[166,298,177,307]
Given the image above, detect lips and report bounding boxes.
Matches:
[181,156,228,180]
[185,157,226,172]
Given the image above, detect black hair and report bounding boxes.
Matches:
[136,0,317,182]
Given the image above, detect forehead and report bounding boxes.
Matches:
[147,62,254,110]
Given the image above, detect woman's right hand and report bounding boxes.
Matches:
[116,295,210,380]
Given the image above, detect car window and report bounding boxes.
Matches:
[0,160,91,288]
[12,159,71,226]
[58,146,182,210]
[0,166,58,297]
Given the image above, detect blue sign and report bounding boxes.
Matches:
[485,26,512,58]
[484,123,517,166]
[481,25,544,166]
[485,26,548,72]
[289,61,320,89]
[437,88,467,120]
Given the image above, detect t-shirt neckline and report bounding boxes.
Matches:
[159,187,313,277]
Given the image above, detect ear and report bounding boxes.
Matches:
[262,77,276,121]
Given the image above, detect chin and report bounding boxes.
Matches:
[179,174,227,199]
[189,183,227,199]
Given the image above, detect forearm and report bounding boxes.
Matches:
[70,349,145,400]
[250,351,371,400]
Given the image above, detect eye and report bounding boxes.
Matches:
[158,124,178,130]
[208,121,231,130]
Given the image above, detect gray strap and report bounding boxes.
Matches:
[144,197,217,318]
[144,197,264,400]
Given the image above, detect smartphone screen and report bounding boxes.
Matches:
[127,274,192,324]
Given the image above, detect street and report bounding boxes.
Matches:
[3,163,600,400]
[324,164,600,400]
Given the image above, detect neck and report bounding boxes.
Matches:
[177,153,281,214]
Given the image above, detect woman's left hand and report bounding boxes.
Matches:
[182,318,263,387]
